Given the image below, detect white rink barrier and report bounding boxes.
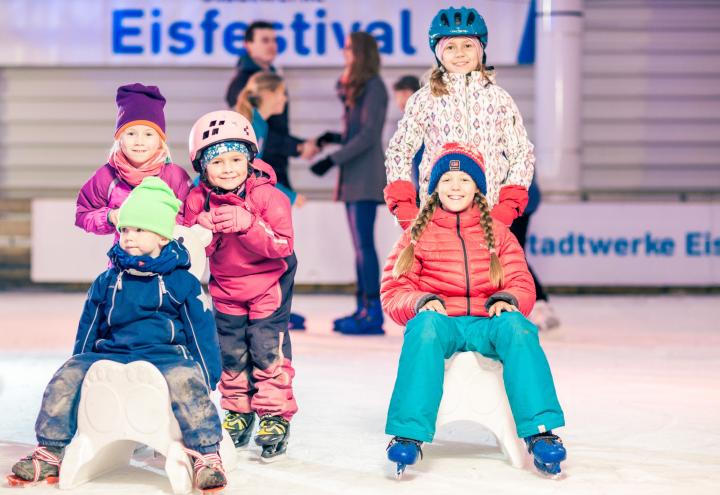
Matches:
[32,199,720,286]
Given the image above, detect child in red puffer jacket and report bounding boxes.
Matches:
[381,143,566,478]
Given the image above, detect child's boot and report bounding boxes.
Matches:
[387,436,423,479]
[524,431,566,477]
[184,448,226,494]
[254,415,290,461]
[222,411,255,448]
[7,445,64,486]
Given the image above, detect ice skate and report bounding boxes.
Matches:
[223,410,256,448]
[386,437,423,479]
[254,415,290,461]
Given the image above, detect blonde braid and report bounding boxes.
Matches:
[393,193,440,279]
[475,193,504,287]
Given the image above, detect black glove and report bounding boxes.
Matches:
[310,157,335,176]
[316,132,343,148]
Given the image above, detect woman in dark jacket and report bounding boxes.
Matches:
[311,31,389,335]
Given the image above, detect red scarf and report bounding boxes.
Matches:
[108,147,168,187]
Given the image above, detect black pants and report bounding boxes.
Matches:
[509,213,548,302]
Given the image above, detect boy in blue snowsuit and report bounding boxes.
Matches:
[9,177,226,492]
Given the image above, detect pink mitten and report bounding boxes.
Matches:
[212,205,253,233]
[197,211,215,231]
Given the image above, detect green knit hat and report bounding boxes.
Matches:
[117,176,181,239]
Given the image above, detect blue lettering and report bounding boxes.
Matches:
[540,238,555,256]
[223,21,246,56]
[316,9,327,55]
[588,238,612,255]
[168,21,194,55]
[151,9,162,55]
[686,232,701,256]
[112,9,144,54]
[332,21,362,49]
[558,233,574,256]
[366,20,393,54]
[614,238,628,256]
[200,9,219,54]
[527,234,538,256]
[661,239,675,256]
[291,13,311,56]
[400,9,416,55]
[110,8,421,58]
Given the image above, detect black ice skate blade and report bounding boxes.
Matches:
[6,474,59,487]
[258,442,288,463]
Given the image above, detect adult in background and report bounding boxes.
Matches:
[225,21,318,191]
[310,32,389,335]
[226,21,317,331]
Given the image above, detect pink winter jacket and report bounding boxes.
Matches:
[75,163,193,240]
[381,206,536,326]
[183,159,294,318]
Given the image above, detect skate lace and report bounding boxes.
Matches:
[24,447,62,482]
[386,437,424,460]
[526,432,562,453]
[183,448,225,487]
[223,412,252,430]
[258,415,288,435]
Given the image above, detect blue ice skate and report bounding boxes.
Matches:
[387,437,423,479]
[524,432,566,477]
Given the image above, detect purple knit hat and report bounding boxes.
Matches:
[114,83,167,141]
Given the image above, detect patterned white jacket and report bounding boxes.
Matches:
[385,71,535,209]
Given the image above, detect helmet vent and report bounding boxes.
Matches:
[211,128,219,136]
[467,12,476,25]
[440,13,449,26]
[454,12,462,26]
[202,130,209,139]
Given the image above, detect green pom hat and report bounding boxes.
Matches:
[117,176,181,239]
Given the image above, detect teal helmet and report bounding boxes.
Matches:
[429,7,488,65]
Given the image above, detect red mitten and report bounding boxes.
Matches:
[211,205,253,233]
[490,185,529,226]
[384,180,419,230]
[196,211,215,231]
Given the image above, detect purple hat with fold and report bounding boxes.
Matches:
[114,83,167,141]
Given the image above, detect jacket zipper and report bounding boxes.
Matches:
[456,214,471,315]
[107,271,123,325]
[157,275,166,311]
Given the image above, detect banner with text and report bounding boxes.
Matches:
[527,203,720,286]
[0,0,532,67]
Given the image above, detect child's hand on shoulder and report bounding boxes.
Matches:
[488,301,519,317]
[419,299,447,315]
[107,208,119,226]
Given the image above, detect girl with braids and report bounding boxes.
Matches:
[381,143,567,478]
[384,6,534,229]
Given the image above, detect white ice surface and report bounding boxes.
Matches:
[0,292,719,494]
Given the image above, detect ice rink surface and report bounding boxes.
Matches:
[0,292,718,494]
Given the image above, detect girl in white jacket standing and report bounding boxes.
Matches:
[385,6,535,229]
